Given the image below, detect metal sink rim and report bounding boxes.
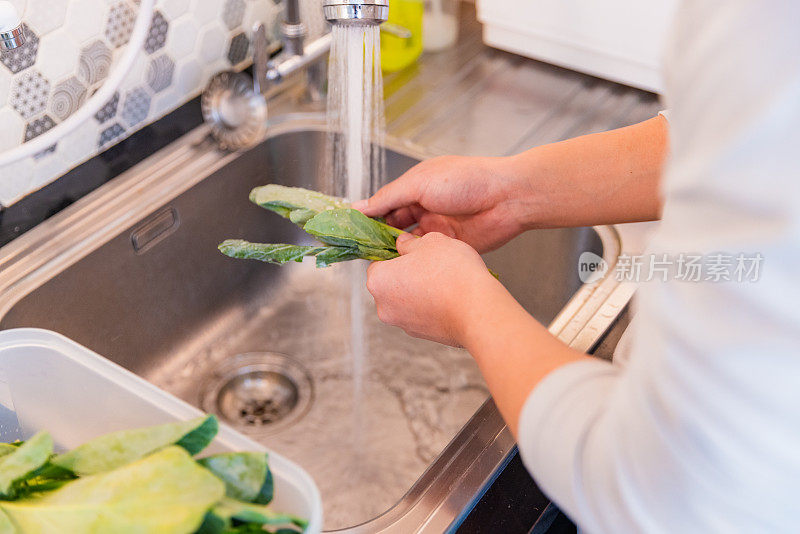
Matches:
[0,113,636,533]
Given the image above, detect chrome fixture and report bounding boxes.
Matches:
[202,0,342,149]
[0,1,25,50]
[323,0,389,25]
[201,71,268,150]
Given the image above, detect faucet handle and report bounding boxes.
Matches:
[381,23,412,40]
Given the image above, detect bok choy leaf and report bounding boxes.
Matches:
[221,185,404,269]
[52,415,218,476]
[249,184,348,226]
[218,241,362,268]
[0,447,224,534]
[0,432,53,498]
[198,452,274,505]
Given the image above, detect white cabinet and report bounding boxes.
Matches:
[476,0,678,93]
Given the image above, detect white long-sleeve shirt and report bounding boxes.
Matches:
[517,2,800,532]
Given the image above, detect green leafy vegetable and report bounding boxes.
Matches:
[195,497,306,534]
[0,509,12,532]
[0,432,53,498]
[303,208,398,250]
[174,416,220,456]
[219,240,362,268]
[0,417,305,533]
[198,452,273,505]
[8,464,76,500]
[250,184,348,225]
[0,447,224,534]
[212,497,307,529]
[51,415,218,476]
[0,444,18,459]
[222,185,404,269]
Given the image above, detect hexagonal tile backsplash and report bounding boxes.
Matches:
[0,0,284,207]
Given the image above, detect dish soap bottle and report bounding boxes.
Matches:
[381,0,424,72]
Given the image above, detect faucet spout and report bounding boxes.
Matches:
[323,0,389,25]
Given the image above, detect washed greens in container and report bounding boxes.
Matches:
[0,416,305,534]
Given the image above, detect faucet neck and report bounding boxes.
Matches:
[282,0,307,56]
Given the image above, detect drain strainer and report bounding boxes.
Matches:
[201,353,313,435]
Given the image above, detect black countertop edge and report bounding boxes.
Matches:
[454,306,630,533]
[0,97,205,248]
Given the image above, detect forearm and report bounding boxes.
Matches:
[511,115,669,229]
[457,279,589,437]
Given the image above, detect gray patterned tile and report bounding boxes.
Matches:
[50,77,88,122]
[0,25,40,74]
[78,41,113,86]
[98,122,126,149]
[223,0,246,30]
[105,1,136,48]
[146,54,175,93]
[23,115,57,159]
[94,92,120,124]
[121,87,151,127]
[227,32,249,65]
[145,11,169,55]
[10,70,50,119]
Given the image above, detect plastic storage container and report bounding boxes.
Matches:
[0,328,322,533]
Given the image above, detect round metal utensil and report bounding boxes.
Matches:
[201,71,268,150]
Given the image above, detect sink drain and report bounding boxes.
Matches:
[201,353,313,435]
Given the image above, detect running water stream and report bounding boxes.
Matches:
[326,23,387,456]
[327,23,386,199]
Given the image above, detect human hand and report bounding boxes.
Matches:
[353,155,534,253]
[366,232,504,346]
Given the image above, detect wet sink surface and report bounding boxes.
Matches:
[0,129,601,530]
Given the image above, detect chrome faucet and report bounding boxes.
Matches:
[202,0,393,149]
[257,0,390,93]
[0,1,25,50]
[256,0,332,93]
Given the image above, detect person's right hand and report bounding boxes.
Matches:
[352,155,533,253]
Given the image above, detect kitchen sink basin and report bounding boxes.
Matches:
[0,117,631,532]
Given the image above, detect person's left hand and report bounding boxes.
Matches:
[366,232,501,346]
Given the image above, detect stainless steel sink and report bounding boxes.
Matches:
[0,116,633,532]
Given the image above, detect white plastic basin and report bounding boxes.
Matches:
[0,328,322,533]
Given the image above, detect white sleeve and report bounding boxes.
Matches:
[517,360,619,531]
[517,2,800,533]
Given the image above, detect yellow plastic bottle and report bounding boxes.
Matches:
[381,0,424,73]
